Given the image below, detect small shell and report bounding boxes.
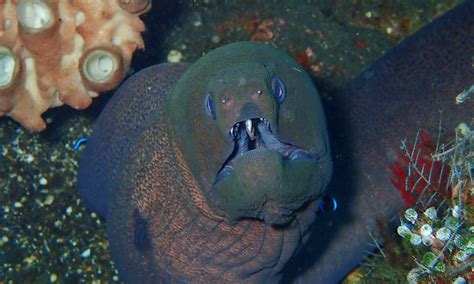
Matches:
[420,224,432,236]
[397,224,412,238]
[410,233,422,245]
[422,235,433,246]
[404,208,418,224]
[435,227,451,241]
[423,207,437,220]
[452,205,462,218]
[453,277,466,284]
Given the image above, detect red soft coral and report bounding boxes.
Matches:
[389,130,451,207]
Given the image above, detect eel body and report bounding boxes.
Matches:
[78,43,332,282]
[78,1,473,282]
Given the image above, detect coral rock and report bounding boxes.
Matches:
[0,0,151,131]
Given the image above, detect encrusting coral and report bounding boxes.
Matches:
[0,0,151,131]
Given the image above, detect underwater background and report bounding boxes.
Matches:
[0,0,464,282]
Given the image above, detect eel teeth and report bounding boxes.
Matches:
[229,125,239,137]
[230,118,267,139]
[245,119,255,140]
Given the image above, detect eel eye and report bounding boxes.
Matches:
[204,91,215,119]
[271,76,286,103]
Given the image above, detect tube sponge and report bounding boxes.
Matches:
[0,0,151,131]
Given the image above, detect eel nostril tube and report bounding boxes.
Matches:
[80,47,124,92]
[16,0,54,33]
[0,47,19,91]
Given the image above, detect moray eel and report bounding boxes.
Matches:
[78,42,332,282]
[78,2,473,282]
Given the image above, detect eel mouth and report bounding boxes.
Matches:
[215,117,315,183]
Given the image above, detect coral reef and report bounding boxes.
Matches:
[358,122,473,283]
[398,123,473,283]
[0,0,151,131]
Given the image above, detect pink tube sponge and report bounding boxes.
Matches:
[0,0,151,131]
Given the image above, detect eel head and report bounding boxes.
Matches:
[168,42,332,226]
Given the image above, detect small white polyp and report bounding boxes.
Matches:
[84,50,117,83]
[16,0,53,31]
[0,47,17,88]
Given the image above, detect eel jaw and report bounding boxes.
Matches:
[215,117,315,183]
